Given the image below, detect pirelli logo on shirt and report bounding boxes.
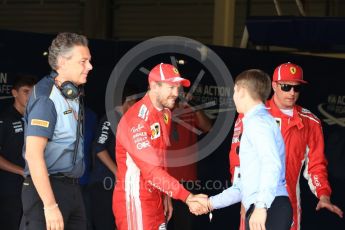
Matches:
[31,119,49,128]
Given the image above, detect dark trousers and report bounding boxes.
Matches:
[80,184,93,230]
[0,194,23,230]
[246,196,292,230]
[20,176,87,230]
[89,182,116,230]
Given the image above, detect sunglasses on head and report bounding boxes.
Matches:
[277,83,303,92]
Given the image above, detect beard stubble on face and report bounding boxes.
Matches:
[157,94,176,110]
[162,98,176,109]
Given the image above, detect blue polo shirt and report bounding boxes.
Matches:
[23,74,84,178]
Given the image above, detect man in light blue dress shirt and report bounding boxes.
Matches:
[191,69,292,230]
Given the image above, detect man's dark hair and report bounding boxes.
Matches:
[12,73,37,90]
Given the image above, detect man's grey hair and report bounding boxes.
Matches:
[48,32,88,70]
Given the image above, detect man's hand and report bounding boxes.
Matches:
[188,194,209,208]
[185,193,209,215]
[163,195,173,222]
[249,208,267,230]
[316,195,343,218]
[0,155,25,177]
[43,204,64,230]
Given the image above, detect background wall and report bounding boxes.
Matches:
[1,0,345,46]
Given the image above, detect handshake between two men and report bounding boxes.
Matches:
[185,194,213,216]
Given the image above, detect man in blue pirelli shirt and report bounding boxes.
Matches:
[20,32,92,230]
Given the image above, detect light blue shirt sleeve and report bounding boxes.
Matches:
[209,183,242,210]
[216,105,287,211]
[246,117,283,208]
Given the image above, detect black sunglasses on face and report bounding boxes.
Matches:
[277,83,303,92]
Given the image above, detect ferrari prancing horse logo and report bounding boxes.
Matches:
[290,67,297,74]
[163,113,169,124]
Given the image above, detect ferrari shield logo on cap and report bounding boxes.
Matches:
[173,67,179,74]
[290,67,297,74]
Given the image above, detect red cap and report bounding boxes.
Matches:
[148,63,190,87]
[273,62,307,84]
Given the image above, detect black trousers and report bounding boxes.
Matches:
[88,182,116,230]
[246,196,292,230]
[20,176,87,230]
[0,194,23,230]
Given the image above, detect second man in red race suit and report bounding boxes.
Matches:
[113,63,208,230]
[229,62,343,230]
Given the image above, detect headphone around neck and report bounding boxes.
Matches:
[50,71,85,165]
[59,81,80,100]
[51,71,81,100]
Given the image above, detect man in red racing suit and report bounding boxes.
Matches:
[229,62,343,230]
[113,63,207,230]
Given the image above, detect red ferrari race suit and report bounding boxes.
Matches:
[113,94,190,230]
[229,98,332,230]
